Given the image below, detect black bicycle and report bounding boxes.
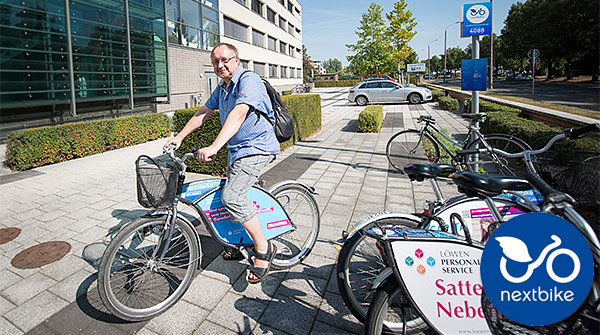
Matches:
[386,114,531,176]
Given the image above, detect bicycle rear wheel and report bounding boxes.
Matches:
[386,129,440,172]
[465,134,531,176]
[365,277,429,335]
[98,215,200,321]
[270,184,320,269]
[336,217,422,329]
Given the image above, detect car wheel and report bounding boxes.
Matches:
[408,93,422,104]
[356,96,368,106]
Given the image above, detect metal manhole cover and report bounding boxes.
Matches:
[0,228,21,244]
[11,241,71,269]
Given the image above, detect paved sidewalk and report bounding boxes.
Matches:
[0,88,470,334]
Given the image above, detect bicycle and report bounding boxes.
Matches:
[386,114,531,176]
[336,163,537,331]
[365,124,600,334]
[292,83,310,94]
[97,145,320,321]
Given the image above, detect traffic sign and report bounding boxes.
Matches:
[528,49,540,59]
[407,63,426,72]
[462,2,492,37]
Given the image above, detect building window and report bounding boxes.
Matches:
[269,64,278,78]
[224,17,247,41]
[295,27,301,36]
[240,59,250,69]
[251,0,263,16]
[297,68,302,78]
[279,41,286,55]
[267,36,276,51]
[278,0,285,6]
[279,17,286,30]
[252,29,265,48]
[288,45,294,57]
[287,2,293,13]
[289,67,295,78]
[181,0,201,27]
[288,23,294,35]
[254,62,266,77]
[234,0,246,5]
[281,66,287,78]
[202,0,218,9]
[167,0,180,21]
[266,7,276,24]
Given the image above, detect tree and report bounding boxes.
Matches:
[385,0,417,79]
[323,58,343,73]
[444,47,468,72]
[346,3,391,76]
[302,45,313,80]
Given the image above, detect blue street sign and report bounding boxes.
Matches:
[461,58,487,91]
[463,2,492,36]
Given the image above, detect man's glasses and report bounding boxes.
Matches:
[211,56,236,66]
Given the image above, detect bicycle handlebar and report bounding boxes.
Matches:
[525,172,575,206]
[455,123,600,159]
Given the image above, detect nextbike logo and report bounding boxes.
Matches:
[466,5,489,24]
[481,213,593,326]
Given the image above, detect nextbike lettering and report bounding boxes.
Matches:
[500,286,574,302]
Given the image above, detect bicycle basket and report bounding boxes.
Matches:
[532,151,600,207]
[135,154,179,208]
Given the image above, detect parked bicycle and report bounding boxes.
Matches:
[365,124,600,334]
[292,83,310,94]
[336,163,537,331]
[386,114,531,176]
[97,145,320,321]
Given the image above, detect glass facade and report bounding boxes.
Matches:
[0,0,168,117]
[167,0,219,51]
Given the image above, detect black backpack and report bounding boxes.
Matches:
[240,70,294,142]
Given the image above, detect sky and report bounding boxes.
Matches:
[300,0,519,67]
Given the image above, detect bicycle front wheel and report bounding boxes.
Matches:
[365,277,429,335]
[270,184,320,269]
[465,134,531,176]
[98,215,200,321]
[386,129,440,172]
[337,217,423,330]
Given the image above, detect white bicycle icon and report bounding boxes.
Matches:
[496,235,580,284]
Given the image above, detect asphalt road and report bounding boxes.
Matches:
[432,78,600,112]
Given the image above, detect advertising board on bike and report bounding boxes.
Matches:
[390,240,491,334]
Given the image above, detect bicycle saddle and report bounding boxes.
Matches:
[418,115,435,122]
[452,171,532,199]
[403,163,456,181]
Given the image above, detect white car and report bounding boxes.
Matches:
[348,79,433,105]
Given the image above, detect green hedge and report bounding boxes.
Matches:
[465,98,521,115]
[173,94,322,175]
[282,90,292,95]
[358,105,384,133]
[6,113,169,171]
[314,80,358,88]
[438,96,460,111]
[431,89,446,102]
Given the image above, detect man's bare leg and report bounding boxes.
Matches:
[241,216,270,281]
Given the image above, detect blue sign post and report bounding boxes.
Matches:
[462,2,492,37]
[461,58,487,91]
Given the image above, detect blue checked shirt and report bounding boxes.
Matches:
[205,66,280,166]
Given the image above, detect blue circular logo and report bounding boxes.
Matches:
[480,212,593,326]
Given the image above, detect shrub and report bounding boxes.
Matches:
[282,90,292,95]
[358,105,384,133]
[314,80,358,88]
[432,89,446,102]
[173,94,322,175]
[6,113,170,171]
[465,98,521,115]
[438,96,459,111]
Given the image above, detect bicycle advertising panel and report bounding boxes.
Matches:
[390,240,490,334]
[428,198,530,242]
[180,179,293,245]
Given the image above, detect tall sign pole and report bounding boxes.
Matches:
[489,0,493,89]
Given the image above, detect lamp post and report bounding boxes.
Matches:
[427,39,437,80]
[444,21,460,83]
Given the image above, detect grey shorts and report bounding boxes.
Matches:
[221,154,274,224]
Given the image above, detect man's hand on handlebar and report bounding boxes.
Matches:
[196,146,218,162]
[163,137,182,152]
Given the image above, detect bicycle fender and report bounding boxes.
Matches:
[370,267,394,292]
[346,212,423,241]
[268,180,318,195]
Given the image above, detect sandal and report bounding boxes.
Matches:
[222,247,244,261]
[248,242,277,284]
